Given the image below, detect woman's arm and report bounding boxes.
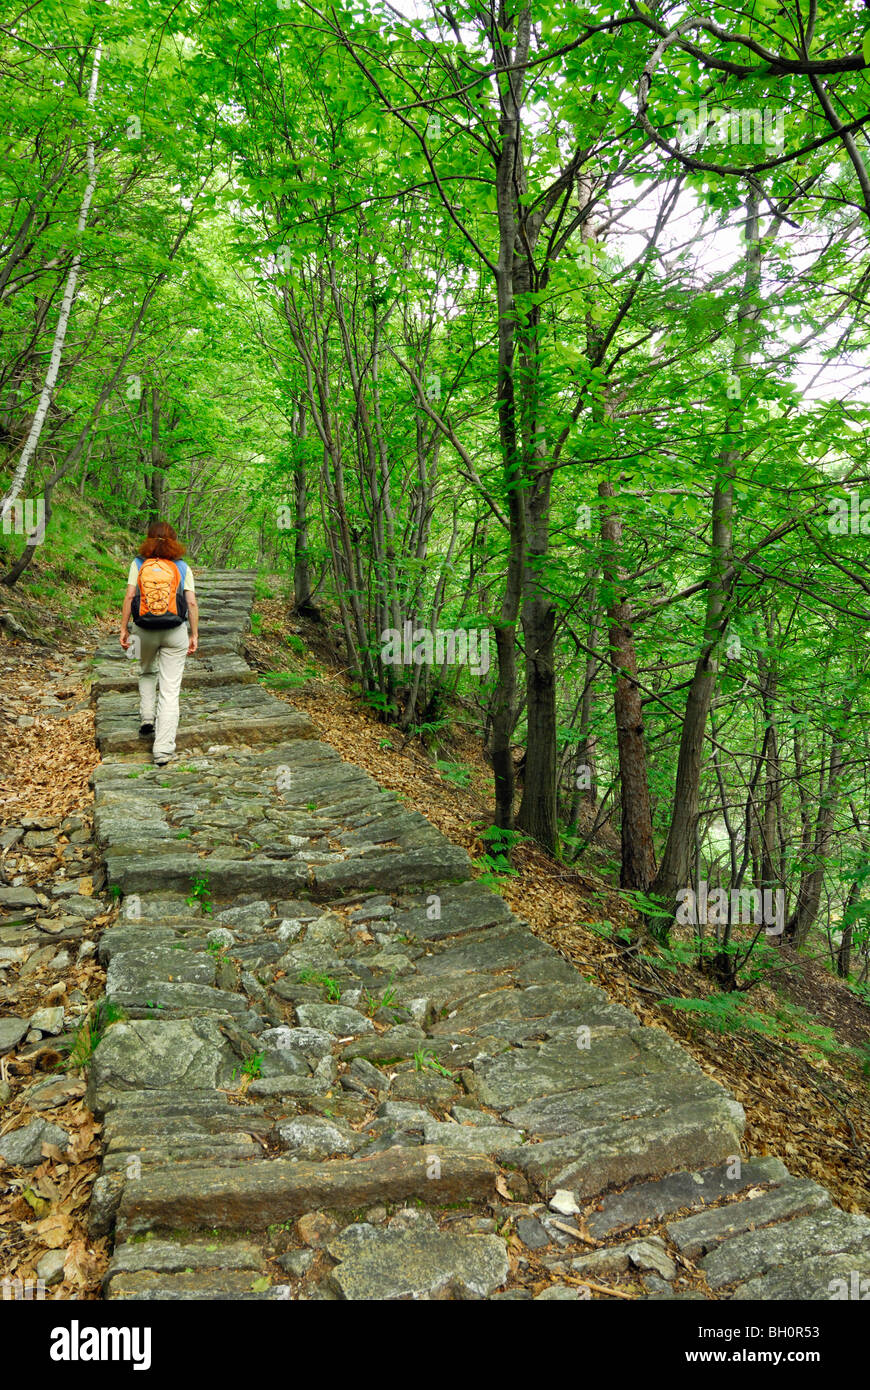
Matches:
[120,583,136,649]
[186,594,199,654]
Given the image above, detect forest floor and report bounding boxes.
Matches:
[248,591,870,1219]
[0,634,110,1295]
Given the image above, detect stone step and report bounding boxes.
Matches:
[510,1096,745,1197]
[729,1250,870,1301]
[325,1224,509,1300]
[105,986,259,1023]
[102,1140,264,1171]
[96,1087,265,1116]
[100,843,470,900]
[504,1068,734,1138]
[103,1106,269,1141]
[104,1237,266,1297]
[114,1148,498,1239]
[95,688,315,754]
[85,1019,238,1114]
[92,652,255,695]
[666,1176,832,1258]
[107,1271,279,1300]
[586,1157,790,1238]
[700,1206,870,1290]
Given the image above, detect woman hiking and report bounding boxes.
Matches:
[119,521,199,766]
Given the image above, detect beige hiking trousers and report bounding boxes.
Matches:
[132,621,189,759]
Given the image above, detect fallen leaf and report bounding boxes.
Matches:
[34,1212,74,1248]
[22,1188,51,1217]
[64,1239,101,1288]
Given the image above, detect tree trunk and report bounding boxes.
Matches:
[837,881,858,979]
[786,732,844,947]
[292,406,317,616]
[598,478,656,890]
[0,42,102,528]
[148,386,167,521]
[2,488,52,584]
[650,193,761,912]
[489,5,531,831]
[569,610,600,825]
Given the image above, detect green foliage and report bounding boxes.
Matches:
[589,919,633,949]
[664,992,843,1062]
[186,874,213,915]
[362,972,405,1020]
[297,970,342,1002]
[435,759,472,788]
[231,1053,264,1082]
[413,1048,454,1078]
[473,825,526,889]
[260,671,307,689]
[3,0,870,1072]
[66,1000,126,1072]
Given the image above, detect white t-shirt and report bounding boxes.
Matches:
[127,559,195,593]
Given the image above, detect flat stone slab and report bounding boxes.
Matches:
[420,1121,524,1157]
[471,1027,704,1110]
[730,1251,870,1301]
[587,1158,789,1238]
[514,1097,745,1197]
[392,883,515,942]
[85,1019,236,1112]
[295,1004,374,1035]
[437,994,637,1039]
[667,1178,832,1257]
[571,1235,677,1281]
[115,1147,497,1237]
[276,1116,361,1160]
[325,1226,509,1300]
[105,1238,265,1291]
[505,1070,730,1138]
[701,1207,870,1289]
[106,948,217,992]
[416,926,553,978]
[107,1271,279,1300]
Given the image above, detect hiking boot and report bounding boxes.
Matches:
[139,722,155,737]
[153,754,175,768]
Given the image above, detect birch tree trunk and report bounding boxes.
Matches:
[0,41,102,530]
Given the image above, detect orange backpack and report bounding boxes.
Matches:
[131,557,189,629]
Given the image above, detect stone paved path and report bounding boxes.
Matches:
[86,571,870,1300]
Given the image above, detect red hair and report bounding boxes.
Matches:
[139,520,185,561]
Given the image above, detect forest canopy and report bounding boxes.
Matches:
[3,0,870,989]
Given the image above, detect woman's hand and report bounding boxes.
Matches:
[120,627,132,650]
[188,634,198,656]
